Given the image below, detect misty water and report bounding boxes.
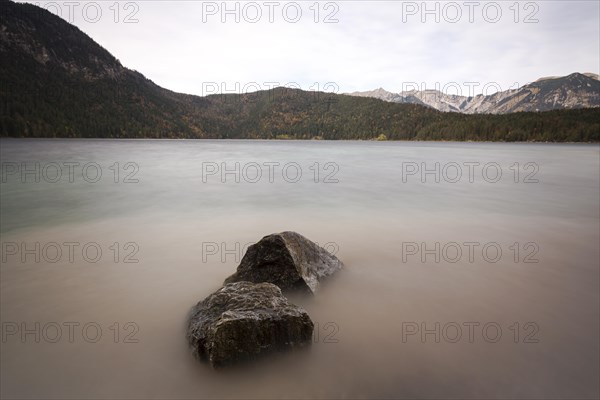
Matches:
[1,139,599,399]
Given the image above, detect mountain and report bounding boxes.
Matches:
[349,73,600,114]
[0,0,211,138]
[1,0,598,141]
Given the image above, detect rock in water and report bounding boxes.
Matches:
[224,231,343,294]
[187,282,314,368]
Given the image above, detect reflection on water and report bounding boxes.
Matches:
[1,139,599,399]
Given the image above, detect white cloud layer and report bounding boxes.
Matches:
[18,0,600,95]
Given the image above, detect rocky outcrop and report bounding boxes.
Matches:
[348,72,600,114]
[224,231,344,294]
[187,281,314,368]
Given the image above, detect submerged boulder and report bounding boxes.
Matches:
[224,231,343,294]
[186,281,313,368]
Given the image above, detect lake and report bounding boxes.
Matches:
[1,139,599,399]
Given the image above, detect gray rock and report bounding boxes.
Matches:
[187,281,313,368]
[224,231,344,294]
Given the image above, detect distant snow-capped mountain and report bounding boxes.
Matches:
[349,73,600,114]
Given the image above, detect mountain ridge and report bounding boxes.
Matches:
[1,0,598,141]
[349,73,600,114]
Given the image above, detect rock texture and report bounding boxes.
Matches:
[349,73,600,114]
[187,282,313,368]
[224,231,344,294]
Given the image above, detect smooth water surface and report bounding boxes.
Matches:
[1,139,599,399]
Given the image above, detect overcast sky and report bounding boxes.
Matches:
[19,0,600,96]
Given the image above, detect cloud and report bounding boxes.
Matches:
[18,0,600,95]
